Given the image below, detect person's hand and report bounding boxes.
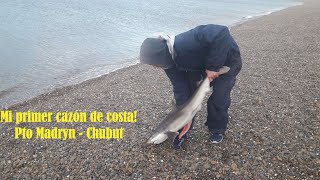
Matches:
[206,69,219,82]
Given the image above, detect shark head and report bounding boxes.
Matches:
[147,133,168,144]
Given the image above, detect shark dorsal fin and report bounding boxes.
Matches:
[196,80,203,87]
[171,99,177,111]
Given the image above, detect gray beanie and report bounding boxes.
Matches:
[140,38,175,69]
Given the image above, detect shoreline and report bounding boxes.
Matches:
[1,1,303,109]
[229,1,303,29]
[1,0,319,179]
[7,63,142,110]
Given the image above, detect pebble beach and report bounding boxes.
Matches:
[1,0,319,179]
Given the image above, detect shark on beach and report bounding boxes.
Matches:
[147,66,230,144]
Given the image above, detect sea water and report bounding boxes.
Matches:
[0,0,302,108]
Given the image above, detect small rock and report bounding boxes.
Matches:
[70,155,76,162]
[210,160,217,165]
[204,163,210,169]
[276,156,282,161]
[231,162,238,170]
[288,176,295,180]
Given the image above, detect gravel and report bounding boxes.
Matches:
[1,0,319,179]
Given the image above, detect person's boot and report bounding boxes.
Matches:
[172,134,187,150]
[209,132,224,144]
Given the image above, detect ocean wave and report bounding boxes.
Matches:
[245,2,303,20]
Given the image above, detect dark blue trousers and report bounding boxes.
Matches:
[205,74,237,133]
[176,49,242,134]
[205,49,242,133]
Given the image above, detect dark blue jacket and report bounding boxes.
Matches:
[164,24,241,106]
[173,24,239,72]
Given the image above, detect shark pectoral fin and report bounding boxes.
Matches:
[178,120,192,139]
[166,131,179,143]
